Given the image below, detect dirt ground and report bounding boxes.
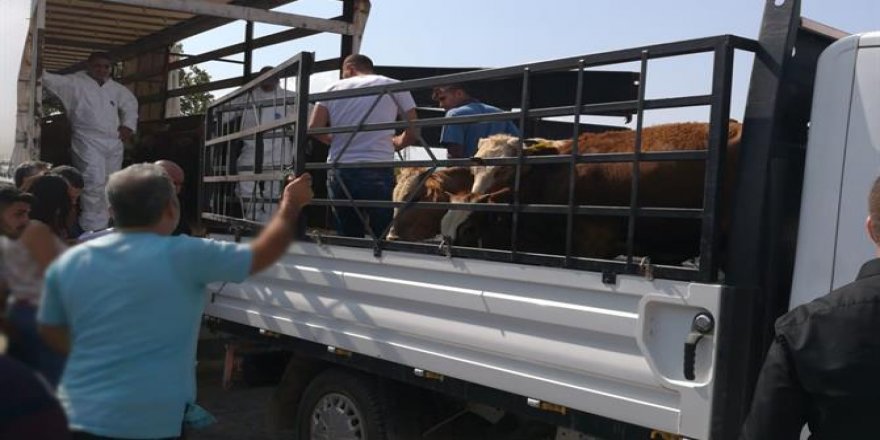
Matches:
[190,361,287,440]
[189,359,559,440]
[190,329,295,440]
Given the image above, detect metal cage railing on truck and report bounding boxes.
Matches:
[200,35,763,284]
[201,52,312,231]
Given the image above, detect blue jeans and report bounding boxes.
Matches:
[327,168,394,238]
[7,302,66,388]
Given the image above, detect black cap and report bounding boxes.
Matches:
[0,182,35,205]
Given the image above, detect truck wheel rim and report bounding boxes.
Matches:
[310,392,366,440]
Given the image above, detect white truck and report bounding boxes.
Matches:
[198,2,879,440]
[14,0,878,439]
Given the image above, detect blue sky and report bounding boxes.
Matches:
[1,0,878,158]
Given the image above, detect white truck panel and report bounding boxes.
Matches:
[832,34,880,292]
[791,32,880,308]
[205,240,726,438]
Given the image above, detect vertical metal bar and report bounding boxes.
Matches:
[31,0,46,160]
[510,67,531,259]
[294,52,313,177]
[714,2,805,438]
[699,40,735,282]
[625,51,649,267]
[199,107,214,223]
[222,110,232,218]
[243,20,254,84]
[212,114,221,217]
[565,60,586,264]
[159,45,170,120]
[339,0,355,70]
[254,132,264,176]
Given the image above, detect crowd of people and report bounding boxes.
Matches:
[2,50,878,439]
[0,160,313,438]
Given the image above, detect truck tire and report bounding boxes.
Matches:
[295,369,389,440]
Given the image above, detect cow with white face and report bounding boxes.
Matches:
[441,134,559,243]
[469,135,561,194]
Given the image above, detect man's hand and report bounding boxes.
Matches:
[118,126,134,142]
[392,134,406,150]
[280,173,314,215]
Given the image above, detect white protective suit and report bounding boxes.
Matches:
[43,71,138,231]
[231,87,295,223]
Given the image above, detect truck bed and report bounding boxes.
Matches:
[204,238,725,438]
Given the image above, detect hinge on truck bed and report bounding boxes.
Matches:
[438,235,453,258]
[413,368,445,381]
[650,431,683,440]
[373,242,383,258]
[639,256,655,281]
[526,397,567,415]
[326,345,353,358]
[601,271,617,285]
[258,328,281,338]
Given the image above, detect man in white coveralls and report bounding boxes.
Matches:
[234,66,296,223]
[43,52,139,232]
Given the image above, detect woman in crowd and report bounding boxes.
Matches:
[2,174,70,386]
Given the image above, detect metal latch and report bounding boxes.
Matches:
[413,368,445,381]
[684,312,714,380]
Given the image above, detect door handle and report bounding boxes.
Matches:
[684,312,714,380]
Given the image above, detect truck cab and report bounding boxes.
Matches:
[791,31,880,308]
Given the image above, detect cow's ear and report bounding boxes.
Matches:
[515,137,559,156]
[523,138,548,147]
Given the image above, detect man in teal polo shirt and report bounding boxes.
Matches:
[433,84,520,159]
[37,163,312,439]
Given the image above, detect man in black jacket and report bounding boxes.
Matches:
[740,176,880,439]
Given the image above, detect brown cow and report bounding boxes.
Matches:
[442,121,743,262]
[387,166,473,241]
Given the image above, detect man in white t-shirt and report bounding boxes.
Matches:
[308,54,418,238]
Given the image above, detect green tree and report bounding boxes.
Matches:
[179,64,214,116]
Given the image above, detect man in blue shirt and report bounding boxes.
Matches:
[37,163,312,439]
[433,84,520,158]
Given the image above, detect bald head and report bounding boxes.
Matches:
[155,160,185,194]
[107,163,177,228]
